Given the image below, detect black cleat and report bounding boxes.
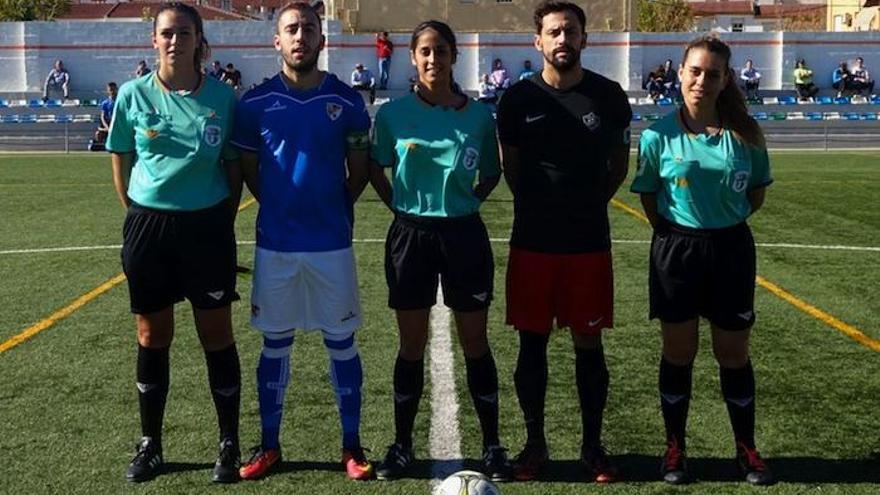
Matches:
[481,445,512,482]
[126,437,163,483]
[212,437,241,483]
[736,442,775,486]
[375,443,414,480]
[660,439,688,485]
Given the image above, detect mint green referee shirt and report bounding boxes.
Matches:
[371,93,501,218]
[107,73,238,211]
[631,110,772,229]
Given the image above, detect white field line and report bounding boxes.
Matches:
[428,285,463,484]
[2,239,879,255]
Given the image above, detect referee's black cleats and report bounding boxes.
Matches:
[376,443,414,480]
[126,436,163,483]
[481,445,512,482]
[660,439,689,485]
[735,442,775,486]
[212,437,241,483]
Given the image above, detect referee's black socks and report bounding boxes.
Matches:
[659,357,693,450]
[205,344,241,443]
[136,344,170,444]
[514,331,549,447]
[575,345,609,448]
[465,351,500,448]
[720,360,756,449]
[393,356,424,449]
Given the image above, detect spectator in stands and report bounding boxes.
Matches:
[376,31,394,90]
[94,82,118,144]
[42,59,70,102]
[478,73,498,105]
[644,65,667,101]
[793,58,818,99]
[662,58,679,97]
[350,63,376,104]
[518,59,536,81]
[832,61,852,98]
[222,63,242,90]
[209,60,225,79]
[135,60,151,77]
[740,59,761,100]
[489,58,511,90]
[850,57,875,96]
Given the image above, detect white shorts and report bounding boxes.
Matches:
[251,246,362,336]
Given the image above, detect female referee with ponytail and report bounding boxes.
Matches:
[369,20,510,482]
[631,35,774,486]
[107,2,242,483]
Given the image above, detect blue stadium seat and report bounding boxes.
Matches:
[862,112,878,120]
[44,99,62,108]
[807,112,823,120]
[1,115,19,123]
[0,99,8,108]
[779,95,797,105]
[19,114,37,123]
[872,95,880,104]
[844,112,861,120]
[27,99,44,108]
[631,113,642,121]
[833,96,850,104]
[656,98,673,106]
[817,96,833,105]
[54,115,73,124]
[752,112,768,120]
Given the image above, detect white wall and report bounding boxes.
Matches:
[2,20,880,95]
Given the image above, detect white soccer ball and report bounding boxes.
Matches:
[435,470,502,495]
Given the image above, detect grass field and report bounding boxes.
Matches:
[0,152,878,494]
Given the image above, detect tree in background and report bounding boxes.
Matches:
[0,0,71,21]
[637,0,695,32]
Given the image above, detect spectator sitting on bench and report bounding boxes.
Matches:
[661,58,679,98]
[43,59,70,102]
[350,63,376,104]
[740,58,761,100]
[477,73,498,105]
[643,65,667,101]
[832,61,853,98]
[850,57,875,97]
[793,58,818,99]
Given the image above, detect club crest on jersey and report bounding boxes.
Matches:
[462,147,480,171]
[326,102,343,121]
[204,125,222,147]
[582,111,600,131]
[732,170,750,192]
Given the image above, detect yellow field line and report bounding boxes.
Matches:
[610,198,880,352]
[0,197,257,355]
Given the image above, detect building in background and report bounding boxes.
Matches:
[688,0,826,32]
[827,0,879,31]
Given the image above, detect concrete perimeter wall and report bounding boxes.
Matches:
[2,20,880,96]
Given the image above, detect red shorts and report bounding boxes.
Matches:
[505,247,613,336]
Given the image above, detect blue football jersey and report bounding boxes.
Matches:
[232,73,371,252]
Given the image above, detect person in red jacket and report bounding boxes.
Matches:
[376,31,394,90]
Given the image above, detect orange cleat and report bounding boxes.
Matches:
[343,447,374,480]
[239,446,281,480]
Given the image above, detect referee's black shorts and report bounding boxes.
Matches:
[121,200,238,314]
[385,212,494,312]
[649,218,756,331]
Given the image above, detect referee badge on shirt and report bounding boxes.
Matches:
[462,147,480,171]
[204,125,222,147]
[732,170,751,193]
[582,111,600,131]
[326,102,343,121]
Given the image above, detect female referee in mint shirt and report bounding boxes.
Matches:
[631,35,774,486]
[369,20,510,482]
[106,2,242,484]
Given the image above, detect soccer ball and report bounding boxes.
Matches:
[435,470,502,495]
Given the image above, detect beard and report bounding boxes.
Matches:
[282,49,320,74]
[543,46,581,72]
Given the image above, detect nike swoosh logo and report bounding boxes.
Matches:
[588,317,604,327]
[737,311,754,320]
[525,114,545,123]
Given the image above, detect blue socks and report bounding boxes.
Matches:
[255,331,363,451]
[324,334,363,450]
[256,331,294,450]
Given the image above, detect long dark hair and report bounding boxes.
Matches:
[410,20,461,94]
[153,2,211,72]
[682,35,765,148]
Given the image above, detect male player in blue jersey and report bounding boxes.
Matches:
[230,1,373,481]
